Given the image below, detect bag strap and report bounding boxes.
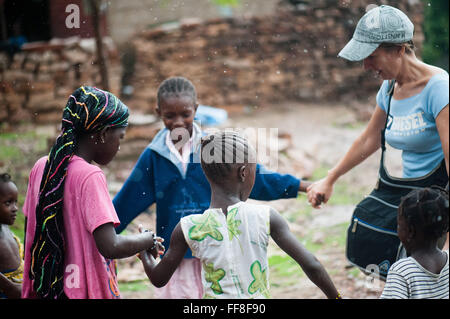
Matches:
[377,80,448,189]
[380,80,395,152]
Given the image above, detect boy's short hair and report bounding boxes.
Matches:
[0,173,12,184]
[399,187,449,240]
[200,131,256,179]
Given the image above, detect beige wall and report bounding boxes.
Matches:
[107,0,279,44]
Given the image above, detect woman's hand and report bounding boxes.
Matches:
[306,178,334,208]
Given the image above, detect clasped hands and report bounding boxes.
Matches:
[305,178,333,209]
[137,224,165,260]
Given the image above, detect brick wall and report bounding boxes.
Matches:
[49,0,108,39]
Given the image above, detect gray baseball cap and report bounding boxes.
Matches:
[338,5,414,61]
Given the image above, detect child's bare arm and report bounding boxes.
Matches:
[140,222,188,287]
[299,180,312,193]
[93,222,157,259]
[0,273,21,299]
[269,208,341,299]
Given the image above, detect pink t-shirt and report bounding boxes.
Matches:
[22,156,121,299]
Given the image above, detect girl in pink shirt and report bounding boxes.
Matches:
[22,86,163,299]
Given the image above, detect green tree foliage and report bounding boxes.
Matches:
[422,0,449,71]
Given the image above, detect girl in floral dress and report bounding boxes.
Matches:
[139,131,341,299]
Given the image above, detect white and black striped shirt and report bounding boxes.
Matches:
[381,250,449,299]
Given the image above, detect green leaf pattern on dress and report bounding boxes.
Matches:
[248,261,270,298]
[203,262,226,295]
[227,207,242,241]
[188,211,223,241]
[187,205,271,298]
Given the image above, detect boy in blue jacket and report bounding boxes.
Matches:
[113,77,310,298]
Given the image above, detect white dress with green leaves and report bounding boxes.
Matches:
[180,201,271,299]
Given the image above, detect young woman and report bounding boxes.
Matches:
[307,5,449,249]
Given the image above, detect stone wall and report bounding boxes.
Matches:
[0,38,120,124]
[107,0,280,44]
[0,0,425,125]
[126,0,424,113]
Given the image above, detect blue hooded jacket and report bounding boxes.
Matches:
[113,124,301,258]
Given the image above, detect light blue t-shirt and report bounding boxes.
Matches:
[376,72,449,178]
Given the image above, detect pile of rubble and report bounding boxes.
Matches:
[0,37,120,125]
[126,0,424,113]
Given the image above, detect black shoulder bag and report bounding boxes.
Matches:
[345,80,448,280]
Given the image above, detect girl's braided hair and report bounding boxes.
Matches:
[200,131,256,180]
[399,187,449,240]
[156,76,197,106]
[30,86,129,299]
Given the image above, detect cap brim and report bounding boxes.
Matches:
[338,38,380,61]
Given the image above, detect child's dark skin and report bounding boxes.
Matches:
[156,95,198,148]
[139,160,341,299]
[0,180,22,299]
[82,126,165,258]
[397,212,447,274]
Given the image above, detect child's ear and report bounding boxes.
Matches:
[155,106,161,117]
[194,103,199,111]
[238,165,247,182]
[99,126,110,144]
[406,224,416,242]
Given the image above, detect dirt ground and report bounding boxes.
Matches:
[105,100,398,299]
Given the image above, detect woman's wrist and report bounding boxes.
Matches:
[326,169,340,185]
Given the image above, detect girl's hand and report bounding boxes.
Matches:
[138,224,165,259]
[306,178,333,208]
[153,238,165,259]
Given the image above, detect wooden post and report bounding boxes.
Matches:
[0,0,7,42]
[88,0,109,90]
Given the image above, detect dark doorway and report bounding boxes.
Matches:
[3,0,51,42]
